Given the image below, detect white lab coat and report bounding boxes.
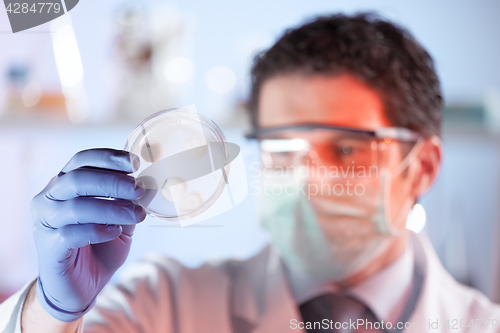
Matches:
[1,231,499,333]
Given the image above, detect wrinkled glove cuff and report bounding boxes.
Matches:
[36,277,96,323]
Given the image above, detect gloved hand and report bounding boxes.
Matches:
[31,148,146,322]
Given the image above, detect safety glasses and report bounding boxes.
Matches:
[245,124,422,170]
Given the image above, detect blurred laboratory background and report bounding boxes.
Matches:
[1,0,500,304]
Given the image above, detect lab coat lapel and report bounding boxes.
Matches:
[257,247,305,333]
[403,232,500,332]
[230,245,305,333]
[404,231,440,330]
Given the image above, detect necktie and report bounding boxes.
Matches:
[299,293,382,333]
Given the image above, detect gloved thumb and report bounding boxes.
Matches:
[60,224,123,250]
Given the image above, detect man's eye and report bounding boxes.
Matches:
[340,145,353,155]
[334,144,355,156]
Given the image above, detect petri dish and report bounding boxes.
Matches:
[124,108,231,221]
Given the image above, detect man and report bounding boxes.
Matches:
[1,13,499,333]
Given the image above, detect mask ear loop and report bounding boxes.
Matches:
[391,138,426,178]
[379,138,426,236]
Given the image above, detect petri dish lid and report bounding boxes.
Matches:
[124,108,231,221]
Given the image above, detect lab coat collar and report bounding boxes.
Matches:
[230,233,423,333]
[283,240,414,323]
[229,231,459,333]
[347,239,415,323]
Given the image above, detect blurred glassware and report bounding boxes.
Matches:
[1,63,68,121]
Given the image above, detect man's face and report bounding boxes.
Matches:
[258,73,418,235]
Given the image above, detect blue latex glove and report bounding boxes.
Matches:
[31,149,146,322]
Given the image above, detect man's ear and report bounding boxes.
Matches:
[411,135,442,197]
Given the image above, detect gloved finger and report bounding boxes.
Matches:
[59,224,123,249]
[47,197,146,228]
[120,225,136,238]
[47,168,145,201]
[116,224,136,244]
[132,176,157,209]
[61,149,140,174]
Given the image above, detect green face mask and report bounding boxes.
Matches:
[259,169,392,282]
[259,139,424,282]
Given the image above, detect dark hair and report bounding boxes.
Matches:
[248,13,443,137]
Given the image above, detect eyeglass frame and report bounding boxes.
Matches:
[245,123,422,142]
